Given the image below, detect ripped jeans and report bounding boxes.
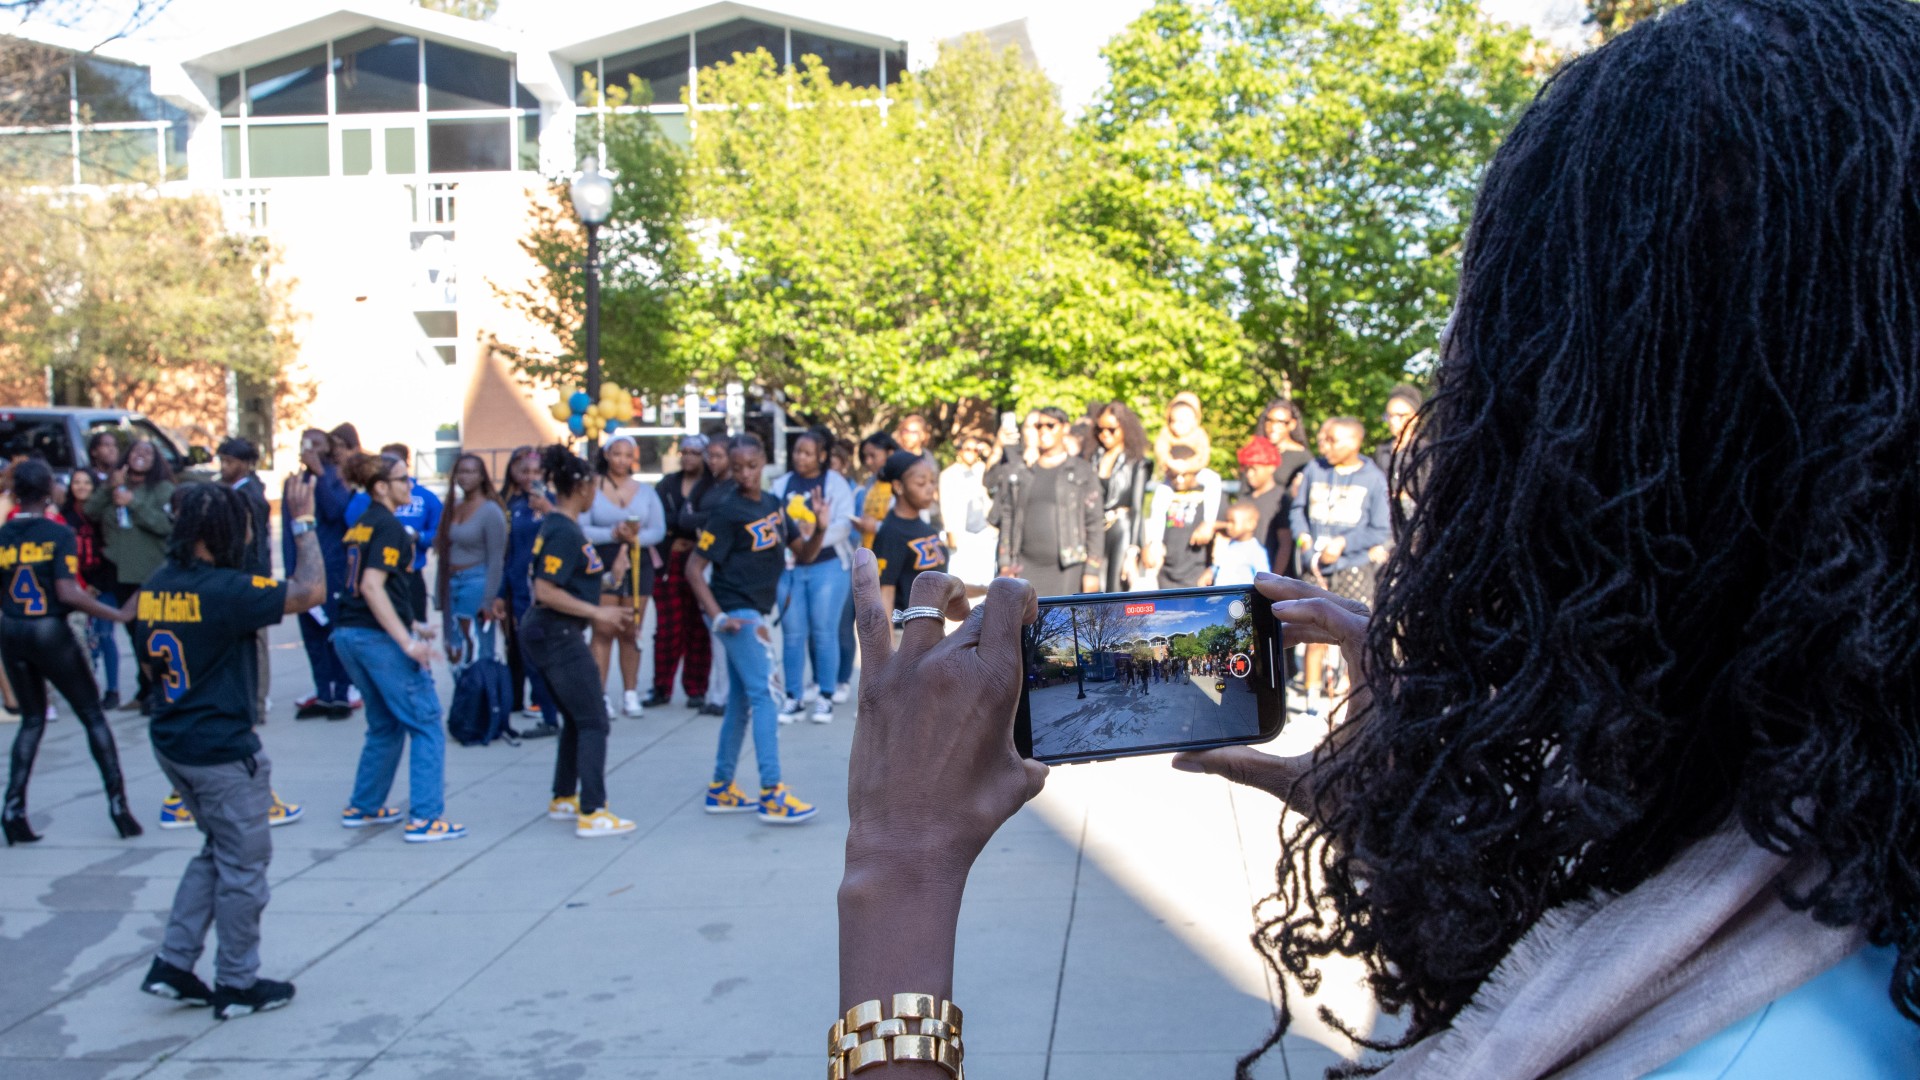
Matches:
[711,609,782,791]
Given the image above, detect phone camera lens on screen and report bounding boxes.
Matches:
[1023,590,1269,761]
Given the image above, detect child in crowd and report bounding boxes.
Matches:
[1142,464,1222,589]
[872,452,947,616]
[1210,503,1271,587]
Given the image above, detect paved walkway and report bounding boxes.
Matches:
[1,614,1376,1079]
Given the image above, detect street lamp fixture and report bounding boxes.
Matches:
[568,157,615,415]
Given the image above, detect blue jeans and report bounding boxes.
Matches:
[299,596,353,703]
[712,609,781,791]
[445,564,497,672]
[87,615,119,695]
[332,626,446,822]
[777,560,848,699]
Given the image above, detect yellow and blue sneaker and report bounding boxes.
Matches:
[268,793,302,827]
[704,781,758,814]
[548,795,580,821]
[158,792,195,830]
[757,784,817,826]
[340,805,404,829]
[575,808,637,839]
[402,818,468,843]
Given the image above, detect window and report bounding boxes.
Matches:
[653,112,691,148]
[518,112,541,170]
[78,129,157,184]
[245,46,328,117]
[696,19,787,72]
[75,57,179,123]
[334,30,420,114]
[597,37,689,106]
[0,134,74,184]
[248,123,328,177]
[790,32,880,88]
[0,419,76,469]
[341,128,373,175]
[222,126,241,179]
[426,41,510,111]
[884,48,908,90]
[218,73,243,118]
[385,127,417,174]
[427,117,510,172]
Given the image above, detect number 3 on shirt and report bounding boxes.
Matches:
[8,567,47,616]
[145,630,189,705]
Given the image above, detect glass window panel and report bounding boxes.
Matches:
[0,133,74,184]
[601,37,688,107]
[222,125,241,178]
[695,19,787,72]
[884,48,907,89]
[425,41,510,111]
[790,32,880,88]
[415,311,457,337]
[219,72,242,117]
[166,120,188,180]
[78,128,157,184]
[427,117,509,172]
[7,48,71,126]
[652,112,690,149]
[517,112,541,171]
[341,128,373,175]
[334,30,419,114]
[385,127,416,173]
[247,122,328,177]
[432,345,457,366]
[514,80,535,109]
[246,46,328,117]
[75,57,180,123]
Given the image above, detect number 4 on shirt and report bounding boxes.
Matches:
[8,567,46,616]
[145,630,189,705]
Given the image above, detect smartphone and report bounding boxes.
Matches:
[1016,586,1286,765]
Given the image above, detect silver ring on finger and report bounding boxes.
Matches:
[891,605,943,628]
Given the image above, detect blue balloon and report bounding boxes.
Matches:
[567,414,587,436]
[568,391,592,414]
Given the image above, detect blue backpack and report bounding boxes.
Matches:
[447,657,514,747]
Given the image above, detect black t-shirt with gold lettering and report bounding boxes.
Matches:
[873,514,948,613]
[338,501,417,630]
[532,512,604,609]
[696,490,792,615]
[137,561,289,766]
[0,516,80,619]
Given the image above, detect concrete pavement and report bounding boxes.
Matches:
[0,612,1378,1079]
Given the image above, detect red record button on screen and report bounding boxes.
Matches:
[1123,602,1156,616]
[1229,653,1252,678]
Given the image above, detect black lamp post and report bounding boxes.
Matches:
[568,156,614,412]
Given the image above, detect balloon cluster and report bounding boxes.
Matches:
[550,384,637,438]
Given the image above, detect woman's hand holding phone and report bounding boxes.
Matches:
[1171,572,1372,819]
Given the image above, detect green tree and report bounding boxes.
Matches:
[0,190,299,419]
[1082,0,1541,427]
[685,36,1251,447]
[414,0,497,21]
[1587,0,1682,39]
[490,75,693,394]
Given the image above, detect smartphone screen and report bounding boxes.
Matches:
[1015,586,1286,764]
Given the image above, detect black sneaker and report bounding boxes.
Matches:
[140,958,213,1007]
[212,978,295,1020]
[324,702,353,721]
[100,690,122,711]
[294,700,329,720]
[685,695,706,710]
[641,691,671,709]
[520,723,557,739]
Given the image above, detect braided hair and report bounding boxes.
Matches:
[168,483,251,569]
[539,443,593,500]
[1247,1,1920,1074]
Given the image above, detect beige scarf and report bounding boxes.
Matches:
[1372,822,1863,1079]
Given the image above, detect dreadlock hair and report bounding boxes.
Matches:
[538,444,593,500]
[1245,1,1920,1075]
[168,483,252,569]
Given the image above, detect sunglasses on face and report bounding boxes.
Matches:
[1034,420,1061,431]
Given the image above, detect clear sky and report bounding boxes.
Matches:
[84,0,1591,113]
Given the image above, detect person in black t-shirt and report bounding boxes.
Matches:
[520,445,638,839]
[218,437,274,725]
[645,434,716,710]
[332,453,464,844]
[1,461,139,846]
[873,451,948,616]
[687,434,824,825]
[134,478,327,1019]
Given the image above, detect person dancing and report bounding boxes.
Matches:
[1,461,141,845]
[520,446,640,838]
[646,435,716,710]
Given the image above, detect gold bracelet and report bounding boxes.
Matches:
[828,994,964,1079]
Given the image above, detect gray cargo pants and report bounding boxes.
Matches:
[154,748,273,990]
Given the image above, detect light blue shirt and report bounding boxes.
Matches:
[1212,538,1271,587]
[1648,946,1918,1079]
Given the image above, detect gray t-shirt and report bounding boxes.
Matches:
[443,498,506,601]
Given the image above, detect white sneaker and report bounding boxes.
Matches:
[831,682,851,705]
[576,808,637,838]
[623,690,644,718]
[810,699,833,724]
[801,683,820,705]
[348,687,363,708]
[778,697,805,725]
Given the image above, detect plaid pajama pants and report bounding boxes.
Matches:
[652,546,712,698]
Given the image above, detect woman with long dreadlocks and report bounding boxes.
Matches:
[830,2,1920,1077]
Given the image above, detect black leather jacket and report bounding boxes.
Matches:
[1097,452,1151,545]
[986,454,1106,573]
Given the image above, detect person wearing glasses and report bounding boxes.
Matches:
[333,453,463,844]
[1089,402,1152,593]
[987,407,1104,598]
